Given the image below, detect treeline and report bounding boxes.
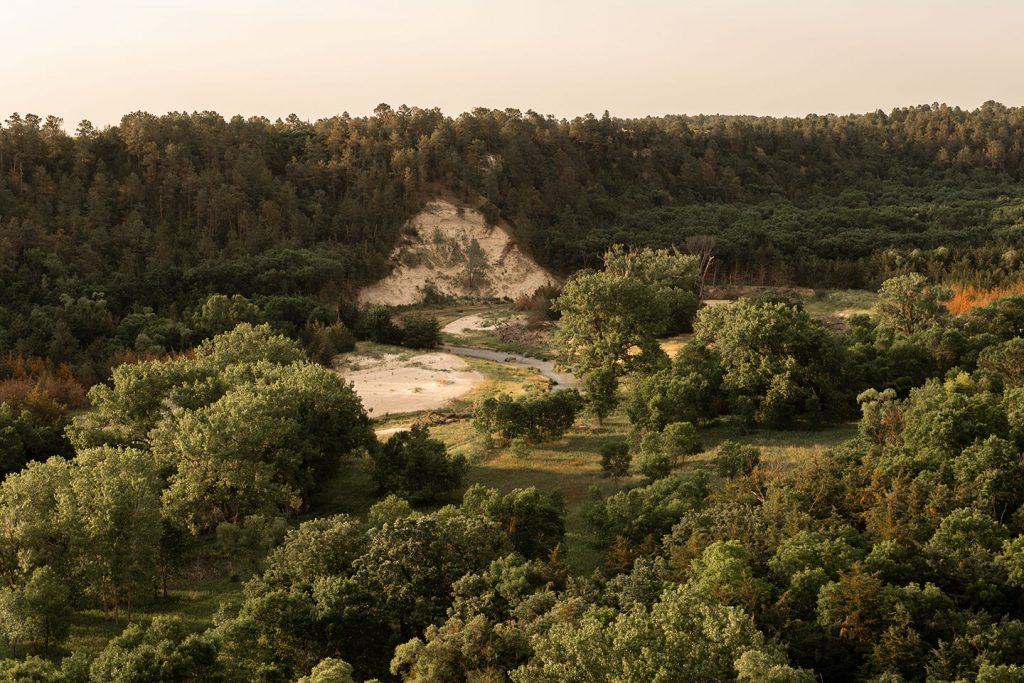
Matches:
[5,104,1024,290]
[5,103,1024,375]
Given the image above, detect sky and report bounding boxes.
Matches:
[4,0,1024,128]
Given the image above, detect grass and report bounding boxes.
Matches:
[425,413,640,573]
[659,333,694,359]
[701,287,877,319]
[431,414,858,573]
[442,328,555,360]
[802,289,878,317]
[688,420,859,469]
[20,575,244,661]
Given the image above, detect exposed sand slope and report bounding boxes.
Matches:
[339,351,484,416]
[358,200,558,306]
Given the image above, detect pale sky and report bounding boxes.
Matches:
[4,0,1024,128]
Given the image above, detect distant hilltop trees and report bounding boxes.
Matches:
[3,102,1024,375]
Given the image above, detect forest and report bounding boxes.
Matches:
[4,103,1024,380]
[3,103,1024,682]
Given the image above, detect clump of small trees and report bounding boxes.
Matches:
[371,425,467,503]
[472,390,583,446]
[356,305,441,349]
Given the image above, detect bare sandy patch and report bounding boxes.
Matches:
[339,351,484,416]
[441,312,527,336]
[358,199,558,306]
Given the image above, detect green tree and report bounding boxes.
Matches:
[296,658,357,683]
[193,322,305,367]
[553,270,669,381]
[582,365,618,424]
[511,583,808,682]
[0,567,71,655]
[602,245,701,334]
[462,238,489,291]
[876,273,950,337]
[359,305,402,345]
[191,293,264,338]
[58,447,162,618]
[0,457,71,583]
[152,361,371,532]
[600,440,631,480]
[462,485,566,559]
[924,507,1008,605]
[695,300,847,426]
[370,425,467,503]
[716,441,761,478]
[399,313,441,349]
[89,616,224,682]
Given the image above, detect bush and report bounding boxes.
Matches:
[473,390,583,444]
[418,284,451,305]
[508,437,529,459]
[400,313,441,349]
[371,425,467,503]
[600,440,631,479]
[662,421,702,459]
[636,448,672,480]
[716,441,761,478]
[462,484,566,559]
[303,321,356,365]
[358,305,402,345]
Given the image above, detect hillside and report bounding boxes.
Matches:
[357,200,557,305]
[4,104,1024,377]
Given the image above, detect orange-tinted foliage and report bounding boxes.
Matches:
[946,282,1024,315]
[0,354,88,410]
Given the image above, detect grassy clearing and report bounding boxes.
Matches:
[659,333,694,359]
[701,288,877,319]
[431,413,639,573]
[802,289,877,317]
[60,576,243,658]
[426,414,858,573]
[686,420,859,470]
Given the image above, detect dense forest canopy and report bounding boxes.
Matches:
[4,102,1024,380]
[4,102,1024,304]
[4,93,1024,680]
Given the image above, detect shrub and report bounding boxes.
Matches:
[370,426,467,503]
[508,437,529,459]
[600,441,631,479]
[418,284,451,305]
[716,441,761,478]
[662,421,702,458]
[303,321,356,365]
[473,390,583,444]
[636,448,672,480]
[358,305,402,345]
[400,314,441,349]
